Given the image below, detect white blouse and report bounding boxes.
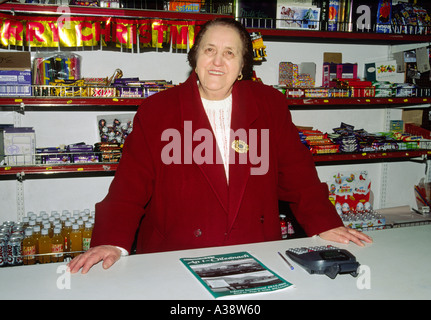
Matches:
[201,95,232,182]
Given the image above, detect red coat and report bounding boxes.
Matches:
[91,72,343,254]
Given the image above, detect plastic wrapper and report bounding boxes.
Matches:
[33,52,81,85]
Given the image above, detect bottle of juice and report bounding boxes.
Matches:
[22,228,36,265]
[43,222,52,238]
[82,222,93,251]
[51,228,64,263]
[70,224,82,258]
[62,220,72,255]
[38,228,52,264]
[77,219,84,234]
[32,225,41,263]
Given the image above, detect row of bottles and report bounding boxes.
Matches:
[1,209,94,267]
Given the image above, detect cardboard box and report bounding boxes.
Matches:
[0,52,32,96]
[0,127,36,165]
[0,52,31,71]
[402,109,424,127]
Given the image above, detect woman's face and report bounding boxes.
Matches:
[195,24,244,100]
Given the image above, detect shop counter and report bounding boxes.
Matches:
[1,225,430,300]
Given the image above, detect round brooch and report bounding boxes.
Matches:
[231,139,249,153]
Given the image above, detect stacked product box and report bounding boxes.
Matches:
[279,62,315,88]
[113,79,174,98]
[94,142,122,163]
[66,143,98,163]
[0,52,32,97]
[0,127,36,165]
[36,147,70,164]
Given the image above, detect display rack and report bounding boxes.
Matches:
[1,3,431,219]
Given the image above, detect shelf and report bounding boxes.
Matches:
[1,150,428,179]
[1,95,430,110]
[286,96,431,108]
[313,149,430,164]
[0,3,231,21]
[248,27,431,44]
[0,162,118,179]
[0,97,143,109]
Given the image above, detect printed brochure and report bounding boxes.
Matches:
[180,251,293,299]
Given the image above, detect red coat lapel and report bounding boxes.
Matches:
[177,74,260,229]
[227,81,259,232]
[178,73,229,214]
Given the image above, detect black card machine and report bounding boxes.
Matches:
[286,245,360,279]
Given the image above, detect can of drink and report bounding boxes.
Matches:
[7,235,23,266]
[0,235,7,267]
[12,225,24,235]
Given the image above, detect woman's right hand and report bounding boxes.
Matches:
[67,245,122,274]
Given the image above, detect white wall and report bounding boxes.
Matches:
[0,38,425,222]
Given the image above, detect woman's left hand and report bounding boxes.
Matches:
[319,226,373,246]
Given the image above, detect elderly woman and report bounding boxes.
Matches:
[68,18,371,274]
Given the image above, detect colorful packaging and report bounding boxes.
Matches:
[376,0,392,33]
[328,170,372,215]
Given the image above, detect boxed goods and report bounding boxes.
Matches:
[0,127,36,165]
[279,62,315,87]
[276,3,321,30]
[167,1,201,12]
[0,52,31,96]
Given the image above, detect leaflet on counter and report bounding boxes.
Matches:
[180,251,293,299]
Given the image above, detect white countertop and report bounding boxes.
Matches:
[1,225,430,300]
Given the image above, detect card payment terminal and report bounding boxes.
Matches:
[286,245,360,279]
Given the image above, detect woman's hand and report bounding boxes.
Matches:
[67,245,122,274]
[319,226,373,247]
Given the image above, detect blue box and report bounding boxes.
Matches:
[0,70,32,96]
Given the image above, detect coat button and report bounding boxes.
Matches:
[194,229,202,237]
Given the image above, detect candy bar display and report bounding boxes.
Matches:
[94,142,122,163]
[0,209,94,267]
[67,143,99,163]
[35,142,124,165]
[298,121,428,156]
[299,129,339,155]
[113,79,175,98]
[36,147,71,164]
[391,2,431,35]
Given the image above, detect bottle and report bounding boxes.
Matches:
[280,214,288,239]
[77,219,84,234]
[43,222,52,238]
[32,225,41,262]
[51,228,64,263]
[280,214,295,239]
[38,228,52,264]
[22,228,36,265]
[62,220,72,254]
[82,222,93,251]
[70,224,82,258]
